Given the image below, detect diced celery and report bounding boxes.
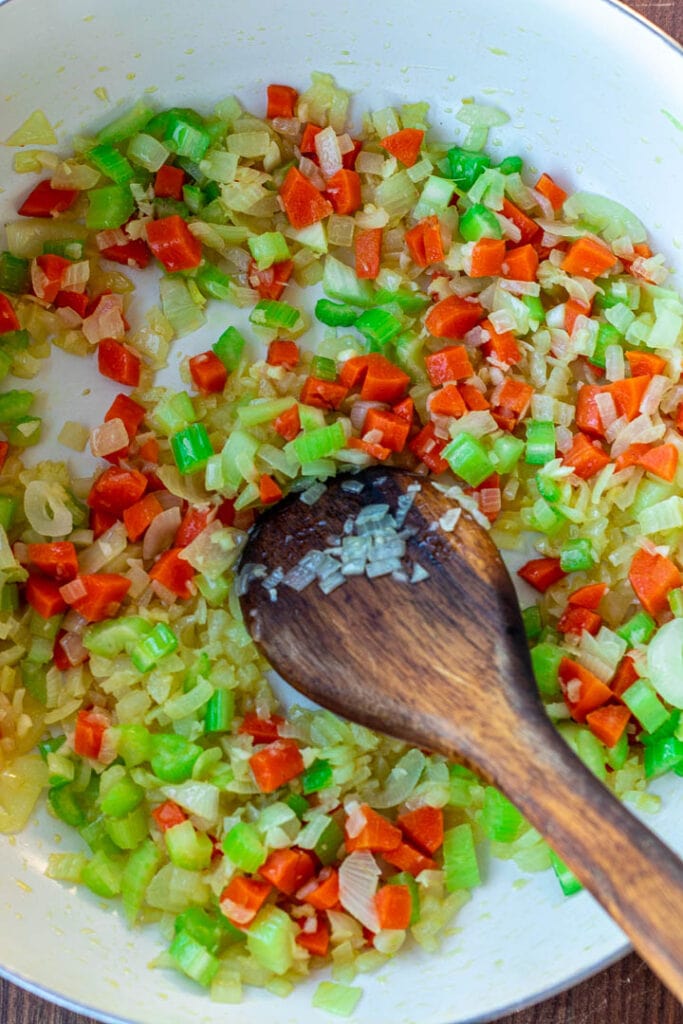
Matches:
[323,254,376,308]
[246,906,297,975]
[312,981,363,1017]
[442,432,494,487]
[480,786,523,842]
[97,102,154,145]
[170,930,220,987]
[222,821,266,872]
[247,231,290,271]
[292,421,346,463]
[105,806,148,850]
[443,823,481,890]
[81,850,124,898]
[237,396,296,427]
[548,849,582,896]
[121,838,162,924]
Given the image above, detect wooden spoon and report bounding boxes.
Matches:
[239,465,683,1001]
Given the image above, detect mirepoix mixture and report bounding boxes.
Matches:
[0,73,681,1014]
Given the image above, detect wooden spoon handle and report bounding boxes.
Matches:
[444,706,683,1002]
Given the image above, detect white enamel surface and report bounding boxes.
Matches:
[0,1,682,1022]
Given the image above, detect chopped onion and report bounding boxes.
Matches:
[271,117,301,138]
[142,506,181,561]
[96,228,128,251]
[371,749,426,808]
[594,391,617,430]
[78,521,128,574]
[314,125,343,178]
[647,618,683,708]
[298,156,326,191]
[338,850,381,932]
[61,260,91,292]
[350,400,386,430]
[24,480,73,537]
[59,577,87,603]
[58,631,89,667]
[89,418,129,458]
[82,293,125,345]
[62,610,88,634]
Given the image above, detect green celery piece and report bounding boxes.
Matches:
[237,396,296,427]
[247,231,290,271]
[48,783,86,827]
[497,155,524,175]
[0,251,30,293]
[622,680,669,733]
[88,143,135,184]
[617,611,655,647]
[459,203,502,241]
[150,733,202,782]
[213,326,246,370]
[522,294,545,326]
[80,817,120,858]
[442,432,495,487]
[105,806,148,850]
[548,849,582,896]
[323,254,375,308]
[311,355,337,382]
[165,819,213,870]
[315,298,358,327]
[249,299,301,331]
[589,322,622,369]
[99,774,144,818]
[83,616,152,658]
[97,102,155,145]
[115,723,153,768]
[0,389,33,421]
[195,262,232,301]
[446,147,491,190]
[443,823,481,891]
[222,821,266,872]
[480,786,523,842]
[535,472,561,503]
[354,308,403,350]
[196,573,231,607]
[285,793,309,819]
[7,417,41,447]
[530,642,563,698]
[292,421,346,463]
[246,906,297,975]
[171,423,214,474]
[302,758,333,794]
[644,735,683,779]
[43,238,86,260]
[312,982,363,1017]
[522,605,543,640]
[152,390,196,436]
[559,538,595,573]
[204,688,234,733]
[492,434,525,473]
[130,622,178,672]
[374,287,429,315]
[525,420,556,466]
[81,850,124,899]
[447,763,478,808]
[121,838,162,925]
[313,817,344,866]
[169,930,220,987]
[174,907,235,954]
[21,662,47,704]
[86,185,135,230]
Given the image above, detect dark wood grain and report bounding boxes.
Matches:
[3,1,682,1023]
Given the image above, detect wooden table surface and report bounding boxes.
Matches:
[3,1,682,1022]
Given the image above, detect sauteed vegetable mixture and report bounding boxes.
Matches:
[0,74,681,1011]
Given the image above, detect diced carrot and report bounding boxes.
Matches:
[535,173,568,211]
[495,379,533,419]
[279,166,333,229]
[363,408,411,452]
[408,422,448,474]
[397,806,444,855]
[219,876,272,928]
[586,704,632,748]
[558,657,613,722]
[98,338,141,387]
[305,868,340,910]
[564,297,591,336]
[563,432,611,480]
[481,319,522,367]
[629,547,682,616]
[638,443,679,482]
[346,436,392,461]
[459,383,490,411]
[259,474,283,505]
[382,841,437,876]
[138,437,160,463]
[300,123,322,154]
[428,383,467,419]
[25,574,67,618]
[238,711,284,743]
[267,84,298,119]
[64,574,131,623]
[90,509,118,540]
[153,164,186,201]
[260,848,316,896]
[248,258,293,300]
[254,854,308,907]
[73,708,110,760]
[392,396,414,422]
[425,295,484,339]
[575,384,606,439]
[568,583,609,610]
[18,179,78,218]
[325,168,362,215]
[501,243,539,282]
[148,547,196,598]
[355,227,382,280]
[501,198,540,245]
[174,505,214,548]
[375,884,412,930]
[405,216,444,267]
[517,557,566,593]
[249,739,305,793]
[152,799,188,833]
[122,492,164,542]
[267,339,299,367]
[300,376,348,410]
[105,393,145,441]
[425,345,474,386]
[340,353,410,403]
[606,375,651,421]
[273,404,301,441]
[146,214,202,272]
[560,236,617,280]
[611,654,639,698]
[344,805,402,853]
[189,351,228,394]
[468,237,506,278]
[557,606,602,637]
[625,350,667,377]
[27,541,78,583]
[379,128,424,168]
[296,916,330,956]
[55,290,90,317]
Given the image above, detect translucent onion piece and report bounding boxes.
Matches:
[371,748,426,808]
[90,418,129,458]
[61,260,90,292]
[647,619,683,707]
[82,293,125,345]
[338,850,381,932]
[78,521,128,575]
[24,480,73,537]
[58,631,89,667]
[314,126,343,178]
[142,506,181,561]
